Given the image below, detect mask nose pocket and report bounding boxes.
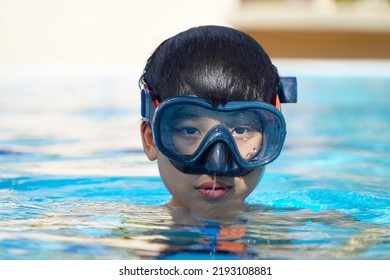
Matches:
[204,142,229,174]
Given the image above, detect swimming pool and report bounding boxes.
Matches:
[0,61,389,259]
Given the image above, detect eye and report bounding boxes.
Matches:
[180,126,200,135]
[231,126,250,135]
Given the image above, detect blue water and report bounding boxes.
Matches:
[0,63,389,259]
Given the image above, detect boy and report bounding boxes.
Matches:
[139,25,296,220]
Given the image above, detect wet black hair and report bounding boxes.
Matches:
[140,25,279,106]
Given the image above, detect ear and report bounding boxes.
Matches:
[140,122,157,161]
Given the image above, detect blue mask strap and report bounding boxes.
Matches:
[140,85,157,122]
[278,77,297,103]
[142,77,297,119]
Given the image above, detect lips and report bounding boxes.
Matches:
[196,181,231,200]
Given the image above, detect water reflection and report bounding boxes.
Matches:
[1,201,388,259]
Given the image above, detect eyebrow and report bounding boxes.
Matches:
[175,111,201,120]
[174,106,209,119]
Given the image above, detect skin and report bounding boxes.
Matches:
[141,122,266,220]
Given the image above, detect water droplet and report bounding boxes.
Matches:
[212,173,217,195]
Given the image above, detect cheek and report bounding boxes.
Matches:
[157,154,180,186]
[238,167,266,196]
[156,153,194,193]
[248,167,265,185]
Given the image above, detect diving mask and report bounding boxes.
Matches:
[141,77,297,176]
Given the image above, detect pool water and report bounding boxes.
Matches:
[0,62,389,260]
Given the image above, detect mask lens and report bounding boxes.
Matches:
[159,104,211,156]
[155,99,285,168]
[159,105,265,158]
[229,111,263,161]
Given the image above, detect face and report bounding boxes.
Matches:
[141,122,266,220]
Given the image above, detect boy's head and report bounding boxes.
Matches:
[139,26,295,217]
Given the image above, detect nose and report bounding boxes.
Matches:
[204,142,229,174]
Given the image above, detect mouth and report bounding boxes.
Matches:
[195,181,232,200]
